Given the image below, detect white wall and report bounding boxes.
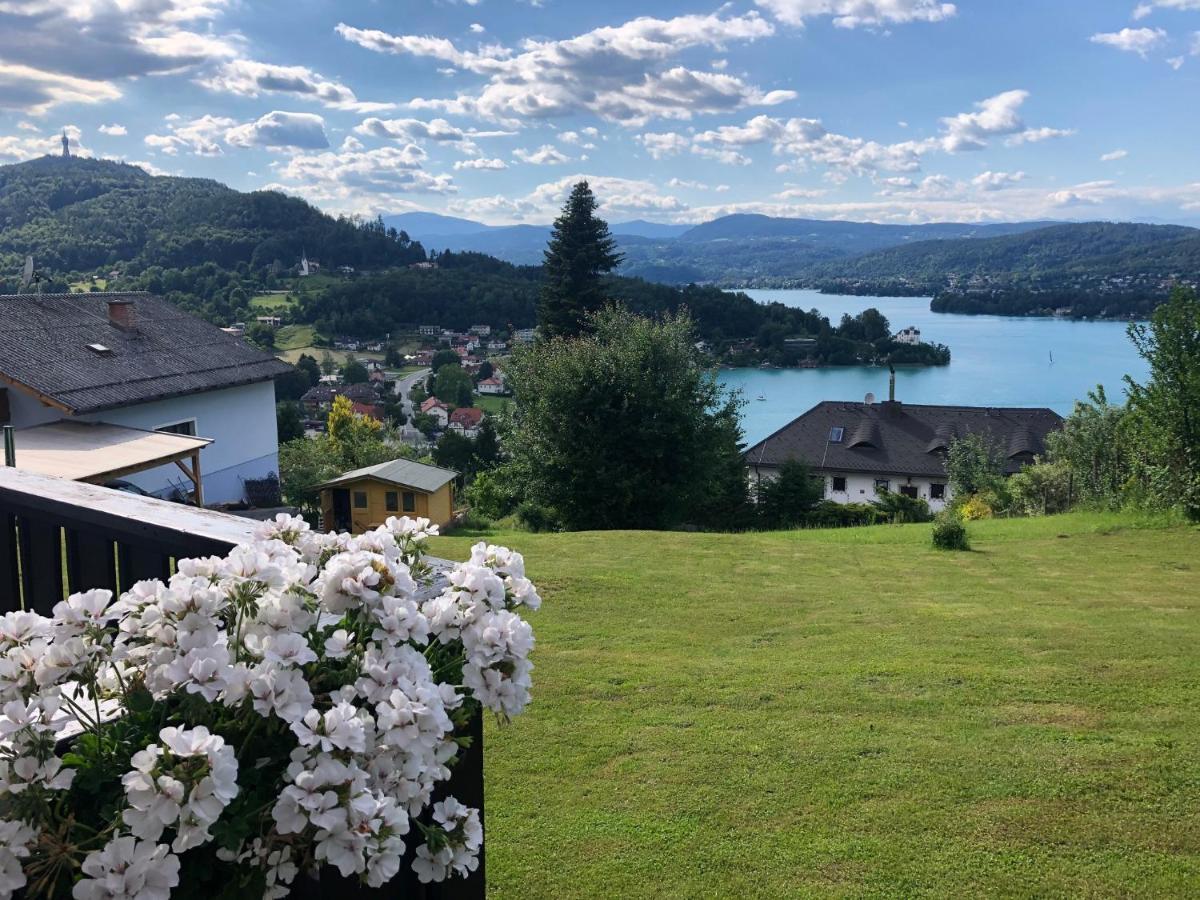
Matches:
[6,380,279,505]
[750,466,951,512]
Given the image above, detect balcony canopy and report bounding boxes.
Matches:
[6,421,211,503]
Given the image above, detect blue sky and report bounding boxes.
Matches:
[1,0,1198,225]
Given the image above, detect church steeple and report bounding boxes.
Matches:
[61,130,69,158]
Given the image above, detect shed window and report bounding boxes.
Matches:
[930,483,946,500]
[385,491,399,512]
[353,491,368,509]
[832,476,847,492]
[874,479,890,493]
[402,491,416,513]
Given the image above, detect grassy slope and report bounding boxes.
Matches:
[430,511,1200,898]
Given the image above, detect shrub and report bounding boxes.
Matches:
[802,501,883,528]
[873,490,933,523]
[932,510,970,550]
[465,469,519,521]
[757,460,824,529]
[516,500,560,532]
[959,493,994,520]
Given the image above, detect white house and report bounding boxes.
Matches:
[743,397,1062,512]
[513,328,537,344]
[0,292,291,505]
[893,326,922,345]
[419,397,449,428]
[476,376,506,396]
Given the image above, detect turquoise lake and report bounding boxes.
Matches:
[721,289,1151,446]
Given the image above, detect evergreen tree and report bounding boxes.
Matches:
[538,181,622,339]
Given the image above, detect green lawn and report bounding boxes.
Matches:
[430,511,1200,898]
[249,292,296,312]
[273,324,316,352]
[473,394,513,415]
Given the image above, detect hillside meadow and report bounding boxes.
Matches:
[430,511,1200,898]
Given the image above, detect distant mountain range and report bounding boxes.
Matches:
[384,210,1064,285]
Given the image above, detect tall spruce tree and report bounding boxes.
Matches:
[538,181,623,339]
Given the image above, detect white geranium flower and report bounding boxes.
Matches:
[73,836,179,900]
[0,818,35,896]
[324,629,352,659]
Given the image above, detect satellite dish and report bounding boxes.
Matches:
[864,392,876,405]
[20,256,33,290]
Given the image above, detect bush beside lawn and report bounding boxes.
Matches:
[431,511,1200,898]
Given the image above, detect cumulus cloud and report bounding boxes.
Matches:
[225,111,329,150]
[0,124,89,162]
[513,144,570,164]
[0,0,237,113]
[939,89,1028,151]
[356,117,467,143]
[754,0,956,28]
[971,170,1026,190]
[337,12,794,126]
[447,174,686,223]
[637,132,690,159]
[198,60,394,112]
[98,123,127,136]
[145,114,236,156]
[1100,149,1128,162]
[267,144,456,214]
[1090,27,1166,58]
[454,157,507,170]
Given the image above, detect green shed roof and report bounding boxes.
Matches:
[316,458,458,494]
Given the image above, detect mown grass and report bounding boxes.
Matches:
[249,292,296,312]
[472,394,513,415]
[430,511,1200,898]
[273,324,317,353]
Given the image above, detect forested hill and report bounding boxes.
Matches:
[0,155,425,279]
[810,222,1200,288]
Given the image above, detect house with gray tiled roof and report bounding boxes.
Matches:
[0,292,291,504]
[744,397,1062,511]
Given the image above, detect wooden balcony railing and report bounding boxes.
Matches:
[0,467,484,898]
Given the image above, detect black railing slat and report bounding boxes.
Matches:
[0,512,19,612]
[18,517,64,615]
[118,542,172,590]
[65,529,118,598]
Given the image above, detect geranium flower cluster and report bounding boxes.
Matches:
[0,515,540,899]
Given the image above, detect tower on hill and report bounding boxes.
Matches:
[61,130,69,158]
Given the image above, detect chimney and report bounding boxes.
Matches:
[888,364,896,403]
[107,298,136,330]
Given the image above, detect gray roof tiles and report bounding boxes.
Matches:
[0,292,291,414]
[745,401,1063,478]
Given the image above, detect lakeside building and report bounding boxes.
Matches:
[744,395,1062,511]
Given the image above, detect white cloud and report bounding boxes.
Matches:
[971,170,1026,190]
[755,0,956,28]
[225,111,329,150]
[1005,126,1074,146]
[470,23,485,33]
[1090,27,1166,58]
[513,144,570,164]
[1100,149,1128,162]
[145,114,236,156]
[939,89,1028,151]
[0,125,89,162]
[268,144,455,214]
[1133,0,1200,18]
[451,173,686,222]
[98,123,127,136]
[337,12,794,126]
[637,131,690,159]
[356,117,468,143]
[0,0,238,113]
[454,157,507,170]
[198,60,394,112]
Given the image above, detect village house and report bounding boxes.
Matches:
[418,325,440,336]
[448,407,484,438]
[513,328,537,344]
[476,376,507,396]
[0,292,290,505]
[469,324,491,336]
[893,326,922,345]
[420,396,450,428]
[744,394,1062,511]
[317,458,456,533]
[486,339,508,352]
[351,401,383,421]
